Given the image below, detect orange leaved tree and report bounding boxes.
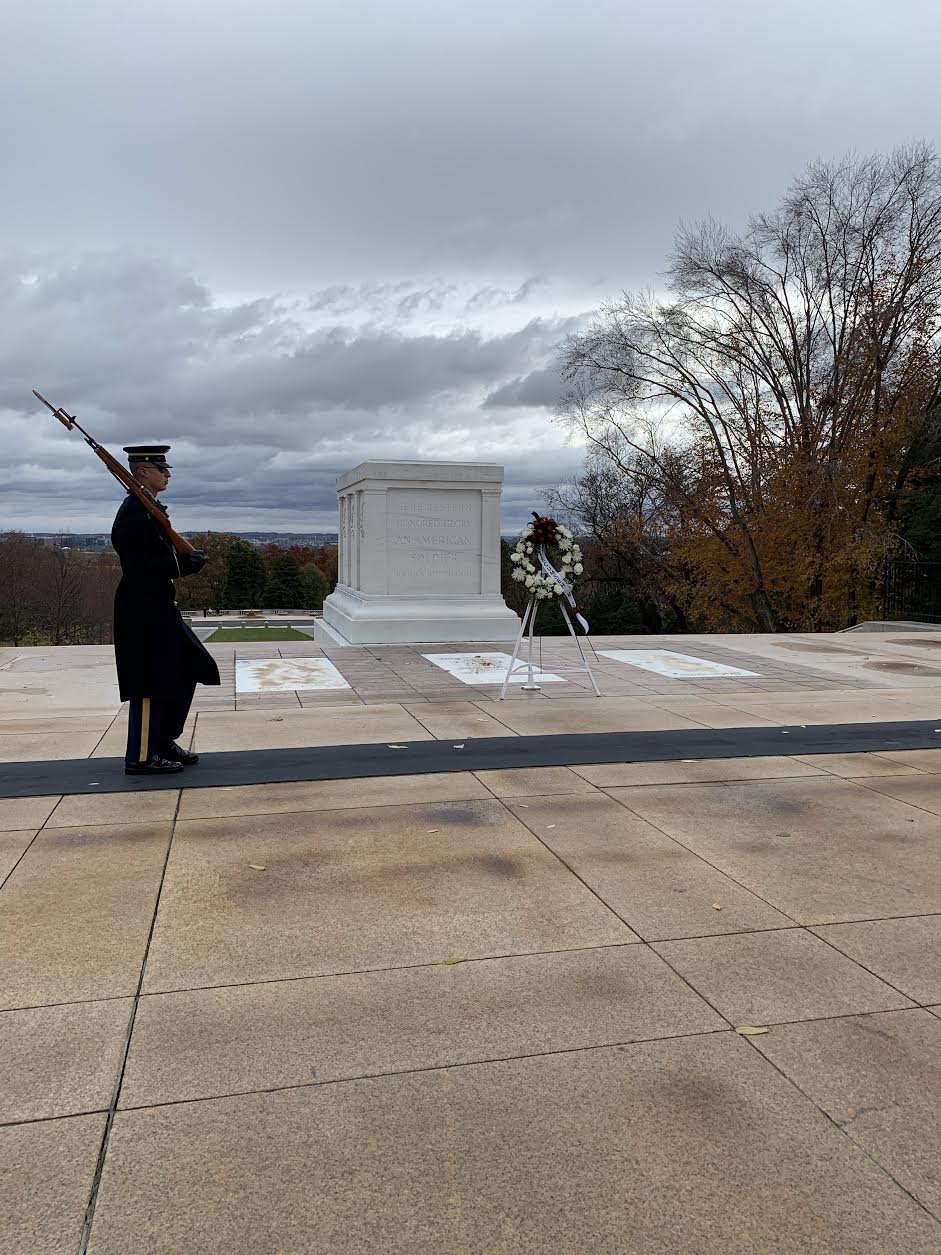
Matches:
[559,145,941,630]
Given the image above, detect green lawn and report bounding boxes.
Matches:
[204,627,312,642]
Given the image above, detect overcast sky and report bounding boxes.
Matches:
[1,0,938,533]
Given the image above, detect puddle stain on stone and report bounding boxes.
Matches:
[736,839,779,856]
[864,659,941,676]
[585,848,641,866]
[584,845,689,869]
[771,642,862,655]
[212,847,528,908]
[472,854,522,879]
[422,804,499,826]
[38,826,170,850]
[849,1018,896,1042]
[658,1074,747,1133]
[725,792,807,820]
[868,830,918,846]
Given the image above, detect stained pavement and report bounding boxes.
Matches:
[2,631,940,1253]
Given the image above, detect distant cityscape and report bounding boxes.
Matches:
[19,531,524,551]
[20,532,339,551]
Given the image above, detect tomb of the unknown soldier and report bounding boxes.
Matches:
[315,459,521,645]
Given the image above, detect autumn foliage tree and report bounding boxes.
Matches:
[171,535,336,612]
[173,531,242,611]
[559,144,941,631]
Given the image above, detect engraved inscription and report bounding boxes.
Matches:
[386,488,481,594]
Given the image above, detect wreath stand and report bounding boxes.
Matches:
[498,596,602,699]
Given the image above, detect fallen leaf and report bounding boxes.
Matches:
[248,864,266,871]
[736,1026,769,1036]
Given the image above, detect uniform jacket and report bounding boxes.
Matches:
[111,494,221,701]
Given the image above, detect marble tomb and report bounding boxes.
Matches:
[315,460,522,645]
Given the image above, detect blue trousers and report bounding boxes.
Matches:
[125,686,195,765]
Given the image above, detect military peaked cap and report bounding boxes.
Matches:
[124,445,172,468]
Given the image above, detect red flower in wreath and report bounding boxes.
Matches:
[530,512,559,546]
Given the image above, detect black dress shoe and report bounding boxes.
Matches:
[161,741,199,765]
[125,756,185,775]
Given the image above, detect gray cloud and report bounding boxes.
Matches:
[0,256,579,419]
[3,0,937,292]
[483,366,565,410]
[0,255,584,531]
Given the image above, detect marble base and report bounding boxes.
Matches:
[598,649,760,679]
[422,652,564,684]
[317,585,521,646]
[235,659,351,692]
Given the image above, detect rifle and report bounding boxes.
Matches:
[33,390,196,555]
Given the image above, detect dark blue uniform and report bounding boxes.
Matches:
[111,493,220,768]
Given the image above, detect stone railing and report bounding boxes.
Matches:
[180,609,321,619]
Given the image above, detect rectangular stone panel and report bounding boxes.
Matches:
[422,652,564,685]
[386,487,482,595]
[235,659,350,693]
[598,649,760,678]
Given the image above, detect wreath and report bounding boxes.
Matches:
[510,512,587,626]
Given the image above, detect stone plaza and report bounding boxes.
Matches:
[2,623,941,1253]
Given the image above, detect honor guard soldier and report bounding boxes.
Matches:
[111,445,221,774]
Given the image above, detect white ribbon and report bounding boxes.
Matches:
[538,548,589,633]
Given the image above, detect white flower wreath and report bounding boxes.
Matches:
[509,515,585,601]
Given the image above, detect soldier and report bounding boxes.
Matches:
[111,445,221,774]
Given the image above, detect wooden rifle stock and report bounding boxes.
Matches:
[33,390,196,555]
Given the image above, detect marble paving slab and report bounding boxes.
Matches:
[422,652,564,685]
[235,659,350,693]
[598,648,760,678]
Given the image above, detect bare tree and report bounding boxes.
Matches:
[0,534,43,645]
[0,535,121,645]
[560,144,941,631]
[40,548,86,645]
[80,551,121,641]
[549,446,669,588]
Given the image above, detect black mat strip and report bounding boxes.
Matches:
[1,720,939,798]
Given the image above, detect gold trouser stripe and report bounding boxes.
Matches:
[139,698,152,763]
